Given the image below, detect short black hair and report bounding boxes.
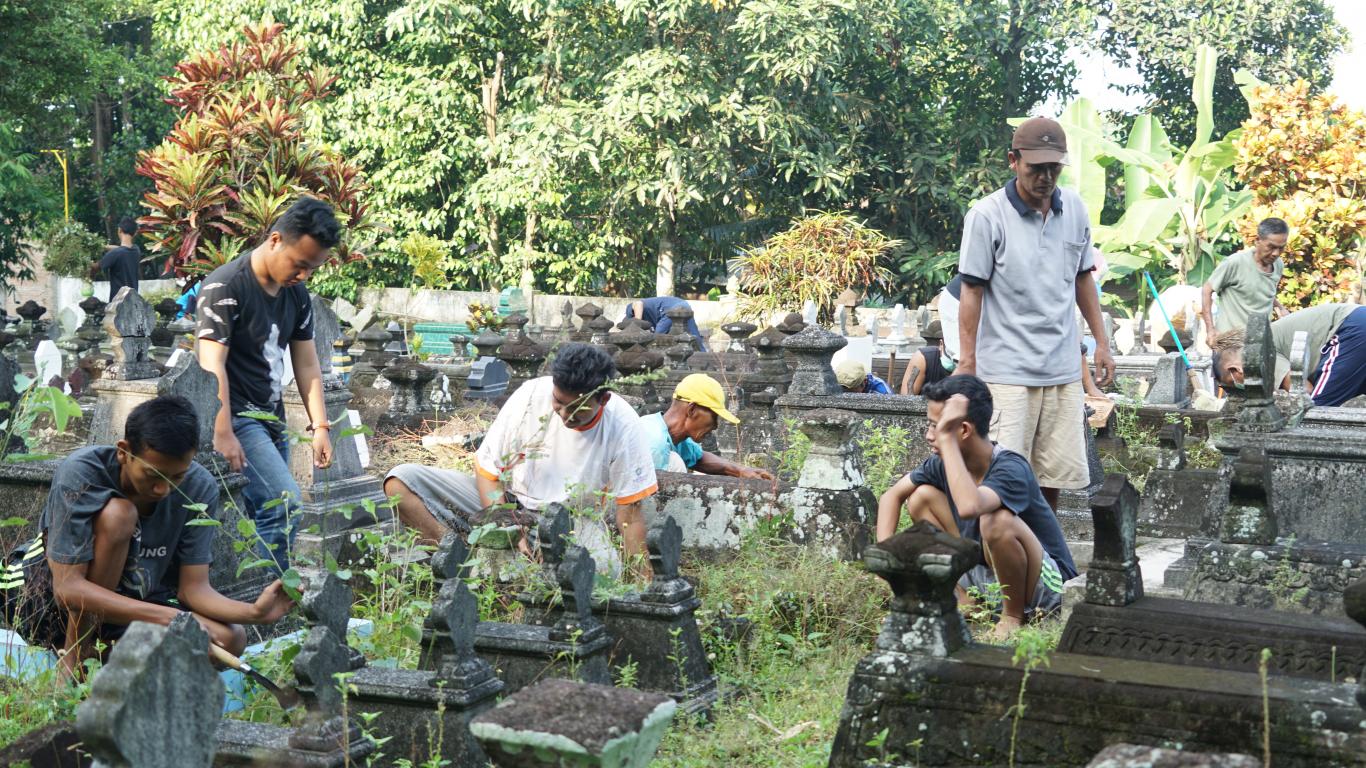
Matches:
[1257,217,1289,239]
[551,343,617,395]
[117,217,137,236]
[270,197,341,249]
[125,395,199,458]
[922,375,993,438]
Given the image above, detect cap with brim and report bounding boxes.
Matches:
[1012,117,1069,165]
[921,320,943,342]
[834,359,866,389]
[674,373,739,424]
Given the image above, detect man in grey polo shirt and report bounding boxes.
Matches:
[955,117,1115,512]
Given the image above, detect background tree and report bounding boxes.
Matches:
[1099,0,1347,147]
[1235,79,1366,308]
[136,20,373,276]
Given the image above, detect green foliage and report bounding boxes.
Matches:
[41,220,104,279]
[1053,47,1250,287]
[856,420,915,498]
[735,213,897,322]
[1100,0,1347,148]
[0,123,51,292]
[136,19,375,278]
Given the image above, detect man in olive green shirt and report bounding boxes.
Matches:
[1212,303,1366,407]
[1201,218,1290,347]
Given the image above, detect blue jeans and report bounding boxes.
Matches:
[233,415,301,573]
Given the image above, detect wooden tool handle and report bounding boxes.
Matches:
[207,642,245,671]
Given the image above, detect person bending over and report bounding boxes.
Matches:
[643,373,773,479]
[385,343,658,576]
[835,360,892,394]
[195,197,337,573]
[623,296,705,349]
[1,396,294,678]
[1211,303,1365,407]
[875,375,1077,640]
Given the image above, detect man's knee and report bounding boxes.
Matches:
[977,508,1022,544]
[907,484,947,520]
[222,623,248,656]
[94,498,139,539]
[383,474,409,499]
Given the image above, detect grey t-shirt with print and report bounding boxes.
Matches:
[40,445,220,603]
[1209,248,1283,333]
[958,180,1094,386]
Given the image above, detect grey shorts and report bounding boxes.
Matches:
[385,464,486,534]
[958,550,1064,618]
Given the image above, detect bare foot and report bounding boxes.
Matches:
[987,614,1024,642]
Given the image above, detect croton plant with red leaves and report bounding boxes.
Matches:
[137,20,374,277]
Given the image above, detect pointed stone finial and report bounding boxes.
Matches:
[77,615,224,768]
[1229,313,1285,432]
[1087,475,1143,606]
[289,624,362,751]
[428,575,497,690]
[862,521,978,656]
[550,546,603,642]
[431,533,471,582]
[538,503,574,565]
[301,571,355,651]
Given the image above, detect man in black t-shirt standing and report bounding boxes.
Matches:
[1,396,293,677]
[99,217,142,297]
[195,197,337,573]
[875,375,1076,640]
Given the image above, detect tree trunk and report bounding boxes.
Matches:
[656,219,676,297]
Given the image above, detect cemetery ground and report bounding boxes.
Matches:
[0,401,1076,767]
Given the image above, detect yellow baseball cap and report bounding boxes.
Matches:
[674,373,740,424]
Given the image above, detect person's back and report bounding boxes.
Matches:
[100,217,142,297]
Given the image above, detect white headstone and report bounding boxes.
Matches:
[164,348,185,370]
[801,300,818,327]
[347,408,370,468]
[34,340,63,385]
[885,304,908,346]
[57,306,85,338]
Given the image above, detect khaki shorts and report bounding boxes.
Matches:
[986,380,1087,490]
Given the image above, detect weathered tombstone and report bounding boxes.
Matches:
[782,324,846,396]
[800,299,818,327]
[349,322,392,386]
[473,546,612,694]
[383,320,408,357]
[829,522,1366,767]
[216,575,375,766]
[77,615,223,768]
[350,535,503,768]
[34,339,63,387]
[573,302,604,342]
[1287,329,1312,391]
[784,408,875,558]
[469,679,676,768]
[300,570,366,671]
[496,313,548,396]
[465,329,510,401]
[1137,419,1230,542]
[597,516,718,715]
[378,356,439,428]
[1226,313,1284,432]
[1084,475,1143,606]
[101,287,159,381]
[1144,352,1189,407]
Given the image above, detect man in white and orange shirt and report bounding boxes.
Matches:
[385,343,657,576]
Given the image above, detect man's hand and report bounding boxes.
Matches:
[251,579,295,623]
[311,427,332,469]
[1092,346,1116,389]
[215,428,246,472]
[735,466,775,481]
[936,393,972,436]
[1206,329,1219,349]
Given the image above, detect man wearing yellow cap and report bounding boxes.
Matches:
[643,374,774,480]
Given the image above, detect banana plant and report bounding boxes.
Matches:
[1052,45,1250,286]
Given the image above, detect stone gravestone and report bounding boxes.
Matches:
[77,615,223,768]
[828,523,1366,766]
[285,297,391,565]
[378,355,439,429]
[34,340,64,387]
[1143,352,1189,407]
[350,534,503,768]
[782,324,846,396]
[786,409,875,558]
[1228,313,1285,432]
[473,545,612,694]
[469,679,676,768]
[300,570,366,671]
[597,516,719,715]
[216,574,375,767]
[1086,744,1258,768]
[102,287,159,381]
[465,329,510,401]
